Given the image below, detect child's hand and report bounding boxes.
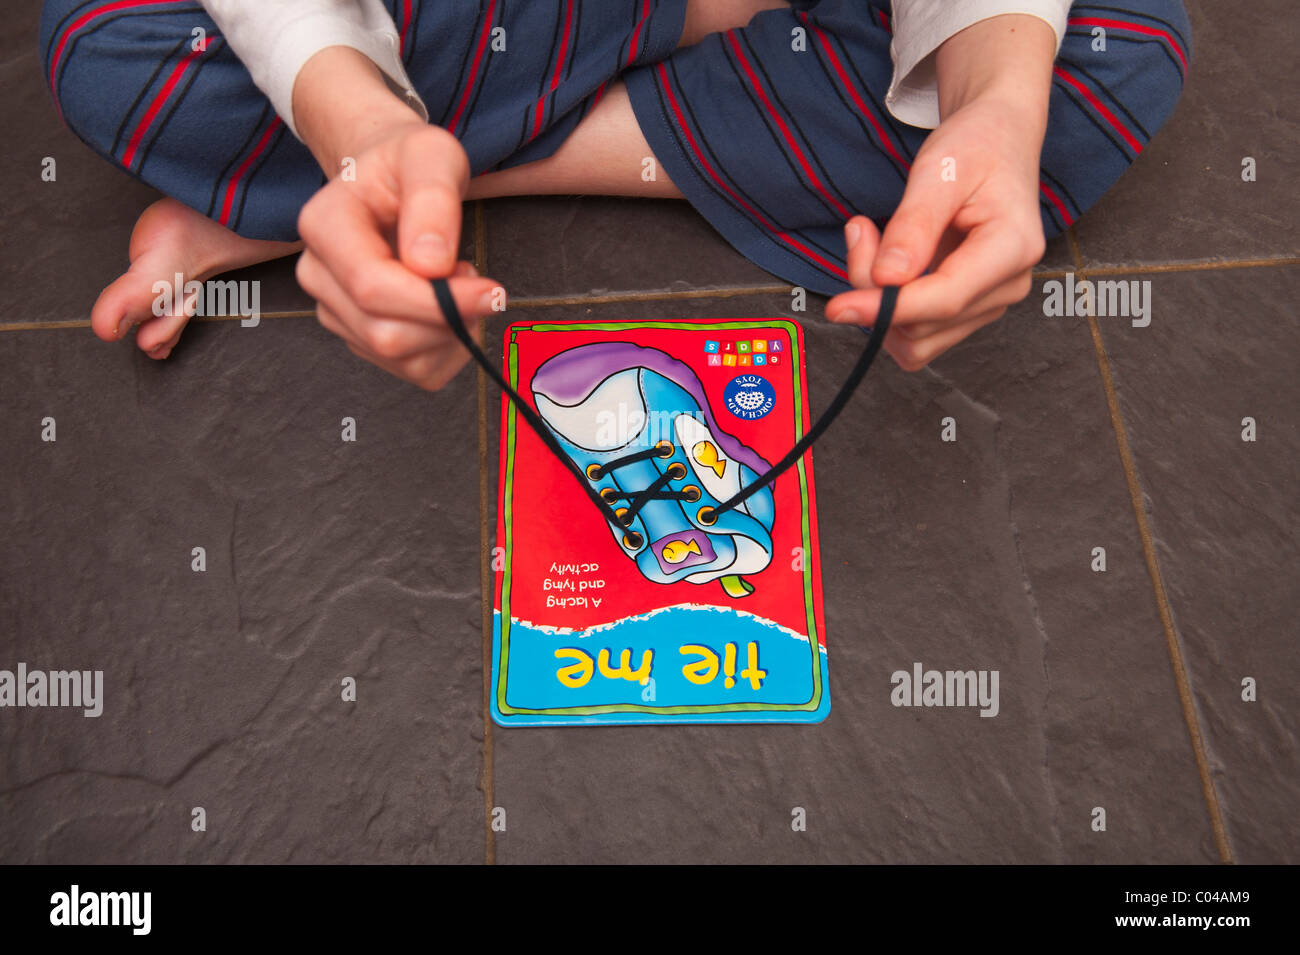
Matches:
[295,123,503,390]
[826,14,1056,371]
[291,47,503,390]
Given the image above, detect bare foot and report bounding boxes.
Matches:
[92,198,301,359]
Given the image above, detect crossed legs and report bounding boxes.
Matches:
[90,0,785,358]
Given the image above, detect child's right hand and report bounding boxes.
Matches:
[291,48,504,391]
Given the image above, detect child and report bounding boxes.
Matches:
[40,0,1189,382]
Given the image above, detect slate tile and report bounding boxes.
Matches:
[1041,231,1076,272]
[0,52,160,326]
[483,196,1076,303]
[483,294,1215,863]
[0,317,484,863]
[211,257,313,318]
[1072,0,1299,267]
[482,196,789,300]
[1,3,38,67]
[1095,266,1300,863]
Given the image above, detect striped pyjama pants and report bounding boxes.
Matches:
[41,0,1192,295]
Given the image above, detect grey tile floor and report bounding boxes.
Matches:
[1,0,1295,863]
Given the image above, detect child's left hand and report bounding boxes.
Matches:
[826,14,1056,371]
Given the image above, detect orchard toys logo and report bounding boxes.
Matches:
[724,374,776,420]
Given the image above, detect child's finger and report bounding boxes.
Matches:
[844,215,881,289]
[826,256,1021,330]
[894,269,1033,339]
[825,285,883,326]
[871,160,967,287]
[341,332,471,392]
[341,338,421,385]
[884,306,1006,372]
[321,301,452,386]
[315,301,368,353]
[300,248,429,357]
[395,127,470,278]
[933,214,1044,289]
[299,184,422,306]
[299,248,499,359]
[301,187,498,325]
[843,219,1032,326]
[893,219,1040,322]
[398,341,476,391]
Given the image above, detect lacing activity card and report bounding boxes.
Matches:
[491,319,829,726]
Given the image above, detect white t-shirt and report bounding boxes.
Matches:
[199,0,1073,138]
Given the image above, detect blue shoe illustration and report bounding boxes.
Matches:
[531,342,776,597]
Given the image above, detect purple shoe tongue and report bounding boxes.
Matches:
[532,341,771,476]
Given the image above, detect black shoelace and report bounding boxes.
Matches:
[432,278,896,540]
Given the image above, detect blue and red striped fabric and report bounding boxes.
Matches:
[40,0,688,239]
[626,0,1191,293]
[40,0,1191,293]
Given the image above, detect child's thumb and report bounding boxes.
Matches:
[396,132,468,278]
[872,179,961,287]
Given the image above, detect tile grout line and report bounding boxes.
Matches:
[1068,229,1234,864]
[1076,255,1300,276]
[505,285,793,307]
[473,200,495,866]
[4,255,1296,334]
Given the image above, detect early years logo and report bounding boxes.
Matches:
[50,885,151,935]
[724,374,775,420]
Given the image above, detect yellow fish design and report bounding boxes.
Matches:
[661,539,703,564]
[692,440,727,478]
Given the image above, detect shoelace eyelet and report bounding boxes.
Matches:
[682,484,701,503]
[615,507,633,527]
[586,463,604,480]
[622,531,643,550]
[696,506,718,526]
[666,462,687,480]
[654,440,674,458]
[599,487,620,504]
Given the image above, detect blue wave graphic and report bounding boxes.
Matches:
[492,604,830,725]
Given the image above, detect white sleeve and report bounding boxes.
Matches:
[886,0,1073,129]
[200,0,429,139]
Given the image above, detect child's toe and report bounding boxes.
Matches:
[133,312,189,354]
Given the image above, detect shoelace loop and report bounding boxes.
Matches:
[432,279,897,541]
